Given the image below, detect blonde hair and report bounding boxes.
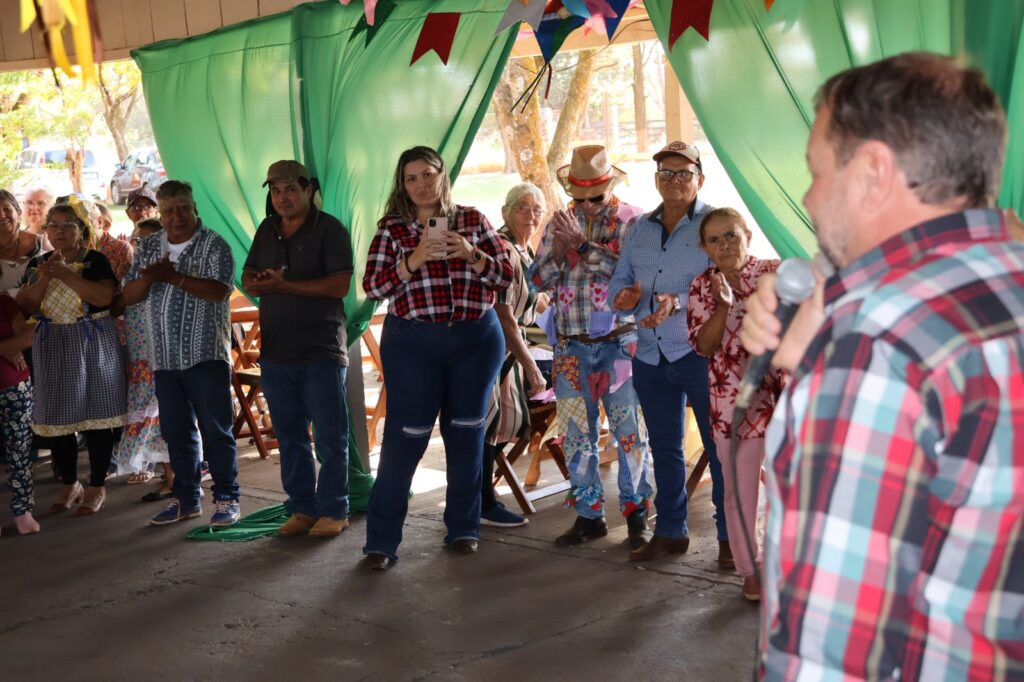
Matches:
[383,146,454,224]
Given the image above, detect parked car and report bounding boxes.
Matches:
[14,146,110,201]
[110,148,166,204]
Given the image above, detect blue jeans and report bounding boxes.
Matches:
[363,310,504,560]
[154,361,239,506]
[553,332,653,519]
[260,359,350,519]
[632,352,727,541]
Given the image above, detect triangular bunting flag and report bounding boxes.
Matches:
[534,2,586,63]
[338,0,380,26]
[562,0,591,18]
[581,0,616,37]
[669,0,714,48]
[411,12,461,65]
[603,0,635,38]
[496,0,547,34]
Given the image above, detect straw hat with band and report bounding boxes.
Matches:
[556,145,627,199]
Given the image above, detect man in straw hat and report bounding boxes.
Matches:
[530,144,653,551]
[610,141,730,565]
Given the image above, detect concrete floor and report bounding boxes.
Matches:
[0,440,759,681]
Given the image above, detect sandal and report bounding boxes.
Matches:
[126,472,154,484]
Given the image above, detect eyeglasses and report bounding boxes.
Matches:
[703,230,742,247]
[44,221,80,232]
[127,202,155,212]
[512,203,544,217]
[657,169,701,182]
[572,194,605,205]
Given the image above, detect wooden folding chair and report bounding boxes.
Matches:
[229,308,277,459]
[360,313,387,451]
[492,400,571,515]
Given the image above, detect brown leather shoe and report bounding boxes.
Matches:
[718,540,736,570]
[364,553,394,571]
[451,538,479,554]
[277,513,317,537]
[308,516,350,538]
[628,534,690,562]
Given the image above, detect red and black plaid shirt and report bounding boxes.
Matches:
[362,206,513,322]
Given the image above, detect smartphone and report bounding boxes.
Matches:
[426,216,448,240]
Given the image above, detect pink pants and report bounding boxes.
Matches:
[714,436,764,577]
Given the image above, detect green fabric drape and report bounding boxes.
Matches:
[646,0,1024,258]
[133,1,516,539]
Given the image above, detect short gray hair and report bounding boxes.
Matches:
[501,183,545,225]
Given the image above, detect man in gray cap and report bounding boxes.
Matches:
[242,160,354,538]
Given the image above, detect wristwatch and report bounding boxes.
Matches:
[669,294,682,316]
[471,249,484,264]
[576,241,591,255]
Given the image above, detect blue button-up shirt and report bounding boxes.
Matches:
[610,200,712,366]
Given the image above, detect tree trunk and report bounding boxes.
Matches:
[547,49,596,176]
[66,147,84,193]
[632,43,649,152]
[492,57,564,215]
[97,65,138,162]
[492,101,518,174]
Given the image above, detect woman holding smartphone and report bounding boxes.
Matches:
[362,146,513,569]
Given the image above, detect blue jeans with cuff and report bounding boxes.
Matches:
[154,360,239,507]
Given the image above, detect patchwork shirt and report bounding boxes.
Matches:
[531,196,636,338]
[125,222,234,372]
[761,209,1024,681]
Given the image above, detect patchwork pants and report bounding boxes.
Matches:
[553,333,653,519]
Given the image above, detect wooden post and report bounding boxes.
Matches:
[664,58,695,144]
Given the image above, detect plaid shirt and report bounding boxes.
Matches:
[762,209,1024,681]
[362,206,513,322]
[531,196,636,337]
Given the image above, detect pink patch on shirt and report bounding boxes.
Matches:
[558,286,575,312]
[590,281,609,309]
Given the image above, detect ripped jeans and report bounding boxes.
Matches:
[363,310,505,560]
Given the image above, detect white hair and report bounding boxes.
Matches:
[500,182,545,225]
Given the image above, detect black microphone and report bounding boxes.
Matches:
[734,257,816,410]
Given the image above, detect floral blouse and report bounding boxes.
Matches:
[687,256,785,439]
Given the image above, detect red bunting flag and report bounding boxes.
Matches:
[668,0,714,48]
[765,0,775,9]
[411,12,462,65]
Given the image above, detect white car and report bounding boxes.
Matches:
[13,146,110,201]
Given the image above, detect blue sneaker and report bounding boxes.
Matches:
[149,500,202,526]
[210,500,241,528]
[480,502,528,528]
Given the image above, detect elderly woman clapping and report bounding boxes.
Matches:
[16,198,127,516]
[480,183,550,528]
[686,208,784,602]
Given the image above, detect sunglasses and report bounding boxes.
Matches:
[571,194,605,205]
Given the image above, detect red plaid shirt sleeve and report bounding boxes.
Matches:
[362,206,512,322]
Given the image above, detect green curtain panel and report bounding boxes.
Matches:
[646,0,1024,259]
[132,0,516,529]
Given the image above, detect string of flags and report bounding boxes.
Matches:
[337,0,778,72]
